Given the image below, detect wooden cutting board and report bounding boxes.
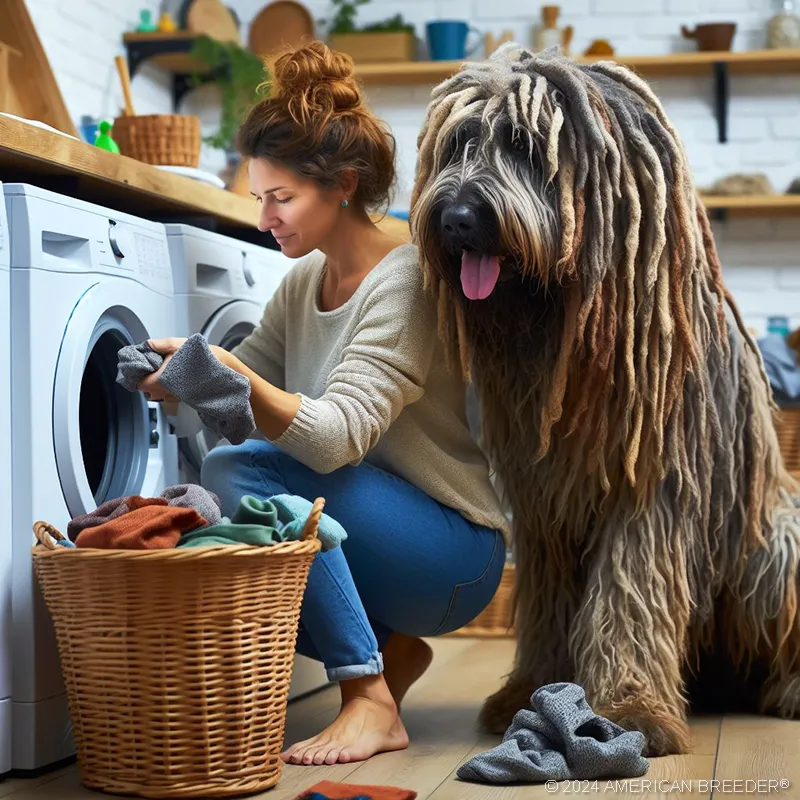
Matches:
[186,0,241,43]
[0,0,77,137]
[248,1,315,57]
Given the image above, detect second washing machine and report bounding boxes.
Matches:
[165,223,298,481]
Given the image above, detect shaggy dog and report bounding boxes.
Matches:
[409,44,800,756]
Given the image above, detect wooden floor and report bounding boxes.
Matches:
[3,638,799,799]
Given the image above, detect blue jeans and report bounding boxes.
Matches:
[201,440,506,682]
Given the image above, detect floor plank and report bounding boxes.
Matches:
[711,716,800,798]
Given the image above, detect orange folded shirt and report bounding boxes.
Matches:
[75,500,208,550]
[297,781,417,800]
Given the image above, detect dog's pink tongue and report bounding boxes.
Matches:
[461,252,501,300]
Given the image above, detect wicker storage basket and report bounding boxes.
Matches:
[776,406,800,477]
[448,561,515,638]
[31,498,325,799]
[112,114,201,167]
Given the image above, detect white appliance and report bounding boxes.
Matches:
[165,223,329,700]
[0,185,12,774]
[5,184,179,771]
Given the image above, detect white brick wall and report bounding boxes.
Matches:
[23,0,800,336]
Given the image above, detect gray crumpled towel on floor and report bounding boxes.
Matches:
[116,334,256,444]
[457,683,649,784]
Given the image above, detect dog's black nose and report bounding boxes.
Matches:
[441,204,476,237]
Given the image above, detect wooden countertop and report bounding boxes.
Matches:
[0,114,411,242]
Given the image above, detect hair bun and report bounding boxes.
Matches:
[271,40,362,121]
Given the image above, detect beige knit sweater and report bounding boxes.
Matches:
[232,242,511,541]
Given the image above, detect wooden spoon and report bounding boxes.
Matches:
[114,54,136,116]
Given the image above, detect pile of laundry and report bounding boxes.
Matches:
[61,483,346,552]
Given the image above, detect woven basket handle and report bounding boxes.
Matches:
[33,521,67,551]
[300,497,325,542]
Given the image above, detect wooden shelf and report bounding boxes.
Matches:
[356,49,800,144]
[122,31,210,75]
[0,114,406,242]
[355,48,800,85]
[700,193,800,218]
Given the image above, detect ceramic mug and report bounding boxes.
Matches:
[426,20,483,60]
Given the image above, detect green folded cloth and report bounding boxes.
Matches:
[177,494,347,551]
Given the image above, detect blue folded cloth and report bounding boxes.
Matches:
[177,494,347,551]
[271,494,347,551]
[757,333,800,401]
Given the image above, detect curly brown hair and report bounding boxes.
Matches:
[236,40,397,212]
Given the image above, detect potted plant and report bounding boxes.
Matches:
[189,35,269,154]
[323,0,416,63]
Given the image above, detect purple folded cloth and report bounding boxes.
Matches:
[67,484,222,541]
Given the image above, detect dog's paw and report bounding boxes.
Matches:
[596,698,692,757]
[479,678,534,735]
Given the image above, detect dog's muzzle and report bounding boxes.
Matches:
[439,201,504,301]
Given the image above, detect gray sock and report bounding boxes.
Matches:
[456,683,649,784]
[115,342,163,393]
[158,335,255,445]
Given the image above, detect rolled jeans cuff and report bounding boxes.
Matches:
[326,651,384,683]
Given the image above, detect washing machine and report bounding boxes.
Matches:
[0,184,12,774]
[165,223,329,700]
[5,184,179,771]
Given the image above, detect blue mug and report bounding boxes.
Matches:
[426,20,483,61]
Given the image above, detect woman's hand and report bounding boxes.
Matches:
[136,337,187,402]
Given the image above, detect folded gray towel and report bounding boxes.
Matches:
[116,334,256,445]
[160,484,222,525]
[457,683,649,784]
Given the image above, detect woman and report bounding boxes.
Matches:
[138,40,510,767]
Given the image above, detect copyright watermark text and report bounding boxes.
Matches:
[544,779,791,794]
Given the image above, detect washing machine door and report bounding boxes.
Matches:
[53,281,167,518]
[179,300,261,477]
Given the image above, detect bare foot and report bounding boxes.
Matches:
[382,633,434,707]
[281,675,409,766]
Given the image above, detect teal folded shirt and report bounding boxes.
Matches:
[177,494,347,551]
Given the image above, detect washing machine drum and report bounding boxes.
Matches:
[53,285,164,519]
[179,301,261,476]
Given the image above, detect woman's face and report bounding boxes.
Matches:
[249,157,345,258]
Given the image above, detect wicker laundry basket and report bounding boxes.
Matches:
[31,498,324,799]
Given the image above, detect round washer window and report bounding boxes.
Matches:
[79,327,143,504]
[217,321,255,353]
[54,290,153,520]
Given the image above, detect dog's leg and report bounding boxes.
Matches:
[729,498,800,720]
[479,534,580,734]
[571,515,693,757]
